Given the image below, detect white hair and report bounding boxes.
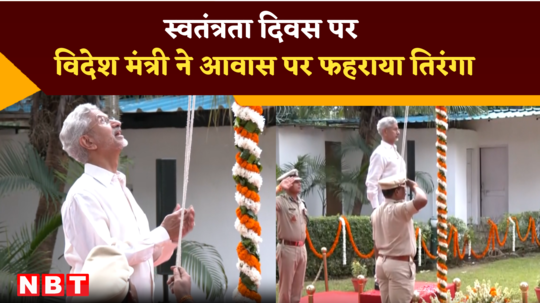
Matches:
[59,103,99,164]
[377,117,398,136]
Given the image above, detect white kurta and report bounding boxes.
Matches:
[61,163,177,303]
[365,140,407,209]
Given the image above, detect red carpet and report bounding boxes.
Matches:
[299,282,456,303]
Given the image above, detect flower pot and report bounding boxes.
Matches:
[351,278,359,292]
[535,287,540,303]
[351,278,368,292]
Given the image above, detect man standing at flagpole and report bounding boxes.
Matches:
[365,116,407,290]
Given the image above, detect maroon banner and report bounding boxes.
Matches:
[1,1,539,95]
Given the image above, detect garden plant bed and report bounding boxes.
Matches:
[276,252,540,302]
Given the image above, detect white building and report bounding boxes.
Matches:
[0,97,277,302]
[277,108,540,224]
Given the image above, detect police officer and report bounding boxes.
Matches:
[276,169,309,303]
[366,116,407,290]
[371,174,428,303]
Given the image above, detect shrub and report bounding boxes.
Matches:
[276,215,471,279]
[276,215,375,280]
[276,211,539,281]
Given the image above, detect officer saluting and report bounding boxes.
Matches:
[371,174,428,303]
[276,169,309,303]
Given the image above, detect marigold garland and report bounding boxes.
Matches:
[512,216,540,245]
[232,102,265,303]
[235,127,260,143]
[236,184,260,202]
[305,218,342,259]
[488,219,509,246]
[449,226,467,260]
[343,216,374,259]
[238,278,262,302]
[435,106,449,303]
[470,227,493,259]
[237,242,261,272]
[236,153,261,173]
[236,207,262,235]
[304,216,539,264]
[249,106,263,115]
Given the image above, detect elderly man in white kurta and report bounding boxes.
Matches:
[365,116,406,290]
[60,103,195,303]
[366,116,407,210]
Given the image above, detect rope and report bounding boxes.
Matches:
[310,261,325,286]
[399,106,410,198]
[176,95,196,267]
[400,106,410,163]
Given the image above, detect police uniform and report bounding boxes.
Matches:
[370,174,419,303]
[276,169,309,303]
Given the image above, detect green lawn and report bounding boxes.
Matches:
[276,254,540,301]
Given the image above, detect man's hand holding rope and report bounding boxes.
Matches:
[161,204,196,243]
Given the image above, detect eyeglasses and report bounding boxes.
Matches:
[87,115,120,133]
[95,115,120,126]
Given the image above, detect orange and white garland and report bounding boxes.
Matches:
[435,106,449,303]
[232,102,265,303]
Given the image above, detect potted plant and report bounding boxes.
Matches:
[535,276,540,303]
[350,260,368,292]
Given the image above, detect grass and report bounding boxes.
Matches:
[276,254,540,301]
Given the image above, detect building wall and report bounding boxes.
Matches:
[277,126,361,217]
[0,125,277,302]
[463,116,540,215]
[452,129,480,223]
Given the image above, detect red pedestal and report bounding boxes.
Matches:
[299,282,456,303]
[361,282,456,303]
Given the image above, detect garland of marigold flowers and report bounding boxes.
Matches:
[231,103,265,303]
[435,106,449,303]
[512,216,540,245]
[488,219,509,246]
[305,216,375,259]
[305,219,342,259]
[303,215,540,265]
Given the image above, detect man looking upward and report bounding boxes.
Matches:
[59,104,195,303]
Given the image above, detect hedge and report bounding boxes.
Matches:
[276,211,540,280]
[276,215,376,280]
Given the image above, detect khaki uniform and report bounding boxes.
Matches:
[371,198,419,303]
[276,194,309,303]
